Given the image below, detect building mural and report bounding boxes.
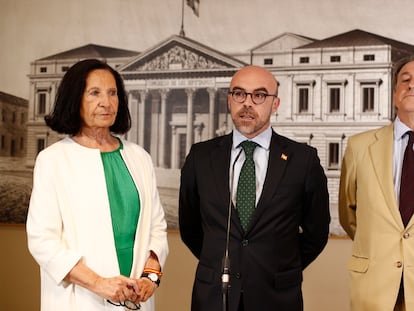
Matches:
[0,91,28,157]
[4,28,414,233]
[0,91,30,223]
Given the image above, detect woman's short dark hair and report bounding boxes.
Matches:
[45,59,131,135]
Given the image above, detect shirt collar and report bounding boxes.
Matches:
[232,126,272,150]
[395,116,412,141]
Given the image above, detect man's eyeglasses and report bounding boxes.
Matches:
[228,89,277,105]
[107,299,141,310]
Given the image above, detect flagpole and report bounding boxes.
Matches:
[179,0,185,36]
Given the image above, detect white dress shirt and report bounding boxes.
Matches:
[393,116,414,204]
[230,127,272,207]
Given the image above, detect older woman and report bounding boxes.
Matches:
[27,59,168,311]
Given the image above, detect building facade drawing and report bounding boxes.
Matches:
[25,29,414,233]
[0,91,28,158]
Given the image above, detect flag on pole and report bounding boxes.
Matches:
[186,0,200,17]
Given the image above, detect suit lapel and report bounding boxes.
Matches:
[369,124,403,228]
[211,134,233,208]
[210,134,247,234]
[248,132,290,232]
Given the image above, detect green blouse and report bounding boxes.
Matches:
[101,140,140,276]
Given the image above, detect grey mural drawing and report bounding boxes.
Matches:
[1,0,414,236]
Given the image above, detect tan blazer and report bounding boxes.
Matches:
[339,123,414,311]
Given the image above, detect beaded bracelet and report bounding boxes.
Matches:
[143,267,163,276]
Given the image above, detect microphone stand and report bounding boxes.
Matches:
[222,148,242,311]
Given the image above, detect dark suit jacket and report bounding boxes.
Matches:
[179,131,330,311]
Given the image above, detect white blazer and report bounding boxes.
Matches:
[27,137,168,311]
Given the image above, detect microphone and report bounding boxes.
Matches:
[222,147,243,309]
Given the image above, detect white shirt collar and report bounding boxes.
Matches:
[232,126,272,150]
[395,116,412,141]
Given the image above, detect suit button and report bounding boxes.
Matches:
[235,273,241,279]
[241,239,249,247]
[396,261,403,268]
[403,232,410,239]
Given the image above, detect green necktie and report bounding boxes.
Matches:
[236,140,258,232]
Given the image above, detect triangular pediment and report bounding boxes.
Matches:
[250,32,315,52]
[298,29,412,49]
[297,29,414,62]
[119,35,246,74]
[37,44,139,61]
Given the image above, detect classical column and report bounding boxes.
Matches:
[128,91,138,143]
[196,123,205,142]
[150,95,160,166]
[158,89,169,168]
[185,88,196,154]
[207,88,216,139]
[28,81,35,121]
[171,126,178,169]
[138,90,147,147]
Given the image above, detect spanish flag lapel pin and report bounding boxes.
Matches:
[281,153,288,161]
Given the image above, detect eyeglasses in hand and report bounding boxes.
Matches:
[228,89,278,105]
[107,299,141,310]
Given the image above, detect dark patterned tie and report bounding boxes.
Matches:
[236,140,258,232]
[400,131,414,227]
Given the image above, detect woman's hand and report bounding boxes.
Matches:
[64,261,141,303]
[136,277,157,302]
[94,275,140,303]
[135,250,161,302]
